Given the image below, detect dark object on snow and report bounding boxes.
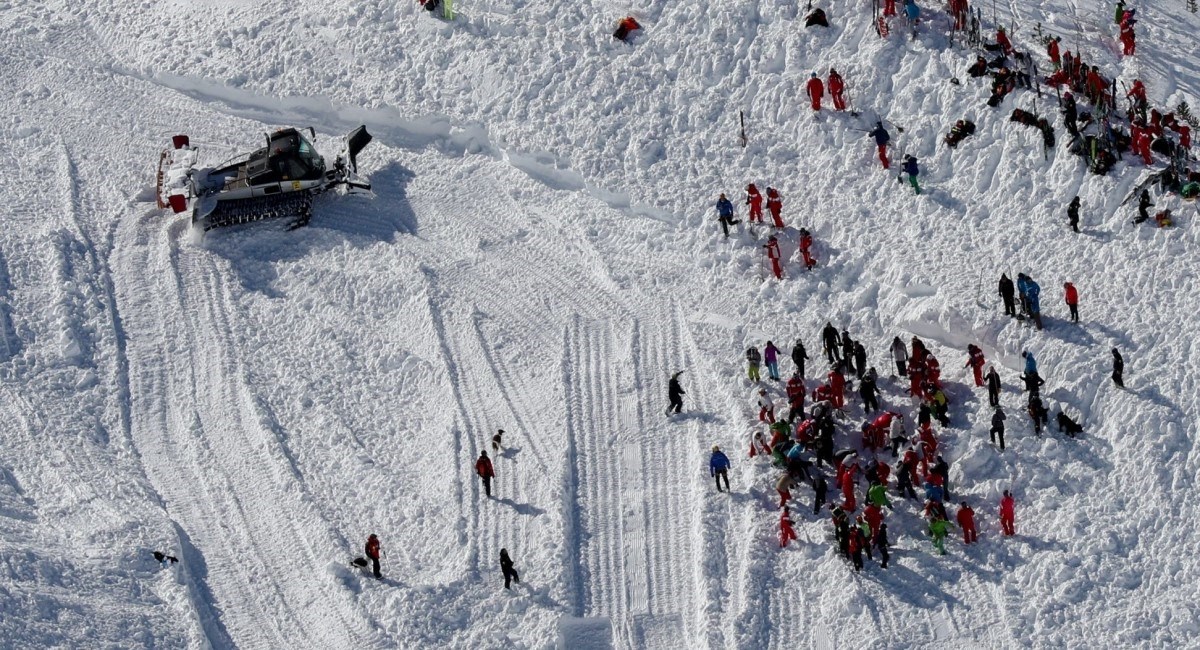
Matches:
[351,557,369,568]
[614,16,641,41]
[421,0,441,11]
[944,120,976,148]
[667,371,685,414]
[805,8,829,27]
[492,429,504,452]
[1112,349,1125,387]
[152,551,179,565]
[1056,412,1083,438]
[500,548,521,589]
[967,56,988,78]
[1010,109,1038,126]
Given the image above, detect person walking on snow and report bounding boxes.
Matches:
[999,273,1017,317]
[764,341,782,381]
[1067,196,1081,233]
[1135,189,1153,224]
[828,69,847,111]
[1000,490,1016,535]
[667,371,686,414]
[1064,282,1079,322]
[715,193,740,237]
[791,339,809,379]
[806,72,825,111]
[902,155,921,194]
[765,235,784,280]
[710,445,731,492]
[746,346,762,382]
[798,228,817,270]
[1112,349,1125,387]
[500,548,521,589]
[986,366,1001,407]
[766,187,785,228]
[476,451,496,498]
[779,507,798,547]
[821,323,841,364]
[869,122,891,169]
[859,369,880,413]
[1119,9,1136,56]
[990,406,1007,450]
[365,534,382,579]
[957,502,978,543]
[966,344,986,387]
[746,184,764,223]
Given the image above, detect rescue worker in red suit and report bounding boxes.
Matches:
[475,450,496,498]
[1120,10,1136,56]
[746,183,764,223]
[765,187,785,228]
[965,344,986,387]
[1000,490,1016,535]
[863,502,884,538]
[365,534,382,579]
[785,372,805,417]
[1134,125,1153,165]
[798,228,816,269]
[806,72,824,111]
[779,508,798,547]
[827,368,846,409]
[996,27,1012,55]
[765,235,783,280]
[1127,80,1148,120]
[957,502,978,543]
[883,0,897,17]
[1047,36,1061,70]
[777,473,795,508]
[827,69,847,111]
[840,470,857,512]
[1064,282,1079,322]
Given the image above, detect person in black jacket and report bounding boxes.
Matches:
[999,273,1016,317]
[859,368,880,413]
[791,339,809,378]
[1022,371,1045,398]
[1062,91,1079,136]
[1135,190,1153,224]
[853,342,868,381]
[821,323,841,364]
[667,371,685,414]
[932,455,950,499]
[990,407,1007,450]
[812,475,828,515]
[1112,349,1125,387]
[500,548,520,589]
[986,366,1002,407]
[874,523,891,569]
[1067,196,1081,232]
[840,330,856,375]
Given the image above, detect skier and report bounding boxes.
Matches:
[990,406,1007,450]
[1135,189,1153,224]
[779,507,798,547]
[710,445,731,492]
[365,533,382,579]
[806,72,825,111]
[500,548,521,589]
[715,193,740,237]
[764,341,782,381]
[1111,348,1124,387]
[813,474,828,514]
[928,515,951,555]
[476,450,496,498]
[765,236,784,280]
[853,342,868,381]
[874,523,891,569]
[765,187,785,228]
[797,228,817,269]
[999,273,1017,317]
[821,323,841,364]
[791,339,809,378]
[999,490,1016,535]
[757,388,776,423]
[868,122,891,169]
[902,155,921,194]
[965,344,986,387]
[957,502,978,544]
[859,368,880,413]
[746,184,764,223]
[1067,196,1081,233]
[667,371,686,414]
[746,346,762,382]
[1064,282,1079,322]
[890,336,908,376]
[828,68,847,111]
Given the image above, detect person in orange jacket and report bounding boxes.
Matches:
[806,72,824,111]
[957,502,977,543]
[475,450,495,498]
[765,235,783,280]
[999,490,1016,535]
[746,183,764,223]
[1064,282,1079,322]
[365,534,382,579]
[765,187,785,228]
[779,507,798,547]
[827,69,847,111]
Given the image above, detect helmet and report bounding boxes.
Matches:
[811,72,818,78]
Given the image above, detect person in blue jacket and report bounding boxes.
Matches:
[905,0,920,23]
[868,122,891,169]
[1022,350,1038,376]
[902,155,921,194]
[716,193,740,238]
[710,445,731,492]
[1026,279,1043,329]
[1016,273,1032,316]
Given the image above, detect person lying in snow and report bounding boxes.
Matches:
[613,16,641,41]
[944,120,976,148]
[1055,411,1083,438]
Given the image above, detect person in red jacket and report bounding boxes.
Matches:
[779,508,798,547]
[883,0,897,17]
[806,72,824,111]
[1127,80,1148,120]
[1047,36,1061,70]
[950,0,968,30]
[841,471,857,512]
[765,235,783,280]
[475,450,495,498]
[797,228,816,269]
[765,187,785,228]
[999,490,1016,535]
[996,27,1012,55]
[965,344,986,387]
[1119,10,1136,56]
[746,183,764,223]
[827,69,847,111]
[365,534,382,579]
[863,502,884,538]
[1064,282,1079,322]
[957,502,977,543]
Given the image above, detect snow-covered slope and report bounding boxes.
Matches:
[0,0,1198,647]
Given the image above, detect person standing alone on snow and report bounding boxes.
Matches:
[986,366,1001,408]
[1064,282,1079,322]
[715,193,739,237]
[902,155,921,194]
[806,72,825,111]
[365,534,382,579]
[1000,490,1016,535]
[1111,349,1124,387]
[476,451,495,498]
[990,405,1007,450]
[828,69,847,111]
[500,548,521,589]
[746,346,762,383]
[764,340,782,381]
[667,371,686,414]
[791,339,809,379]
[1067,196,1081,233]
[868,122,891,169]
[798,228,817,270]
[765,235,784,280]
[710,445,731,492]
[965,344,986,387]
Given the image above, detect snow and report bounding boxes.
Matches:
[0,0,1198,648]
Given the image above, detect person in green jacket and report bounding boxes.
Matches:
[929,515,953,555]
[868,482,892,509]
[1114,0,1125,24]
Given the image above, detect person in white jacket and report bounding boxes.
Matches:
[890,336,909,376]
[756,389,776,424]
